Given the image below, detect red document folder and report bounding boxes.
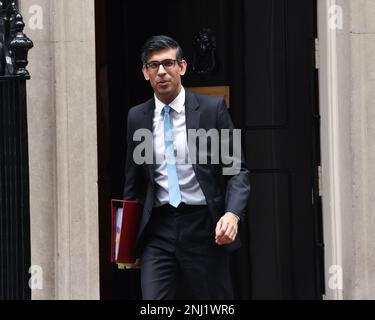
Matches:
[111,199,142,265]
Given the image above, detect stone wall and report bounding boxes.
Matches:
[347,0,375,299]
[19,0,99,300]
[319,0,375,300]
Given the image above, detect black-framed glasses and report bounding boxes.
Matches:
[145,59,180,70]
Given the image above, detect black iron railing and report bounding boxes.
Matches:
[0,0,33,300]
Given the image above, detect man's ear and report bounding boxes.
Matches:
[179,60,187,76]
[142,65,150,81]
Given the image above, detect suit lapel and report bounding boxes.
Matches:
[142,98,155,184]
[185,90,200,133]
[185,90,200,169]
[141,98,155,131]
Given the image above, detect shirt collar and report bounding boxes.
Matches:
[155,86,185,115]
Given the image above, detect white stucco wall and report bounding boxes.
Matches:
[319,0,375,300]
[20,0,99,299]
[348,0,375,299]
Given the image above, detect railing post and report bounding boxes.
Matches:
[0,0,33,300]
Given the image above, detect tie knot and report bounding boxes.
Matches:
[163,105,172,115]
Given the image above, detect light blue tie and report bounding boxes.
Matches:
[163,105,182,208]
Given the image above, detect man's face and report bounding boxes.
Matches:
[142,48,187,104]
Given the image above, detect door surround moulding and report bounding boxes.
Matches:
[317,0,343,300]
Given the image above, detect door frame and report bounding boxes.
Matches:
[317,0,344,300]
[94,0,336,300]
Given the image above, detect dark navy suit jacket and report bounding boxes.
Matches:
[123,90,251,256]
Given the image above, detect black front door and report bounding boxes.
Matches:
[242,0,324,299]
[96,0,323,300]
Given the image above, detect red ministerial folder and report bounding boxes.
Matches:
[111,199,142,264]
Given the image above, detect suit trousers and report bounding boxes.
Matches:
[140,203,234,300]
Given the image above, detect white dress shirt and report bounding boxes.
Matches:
[153,86,207,207]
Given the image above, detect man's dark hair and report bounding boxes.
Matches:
[141,35,184,64]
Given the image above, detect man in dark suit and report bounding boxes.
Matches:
[123,35,250,300]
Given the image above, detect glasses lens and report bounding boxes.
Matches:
[162,60,175,68]
[148,62,160,69]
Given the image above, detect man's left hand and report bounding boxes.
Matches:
[215,212,239,245]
